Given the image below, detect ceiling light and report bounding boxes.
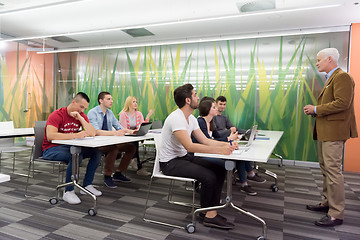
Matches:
[2,2,342,44]
[0,0,86,16]
[36,25,349,54]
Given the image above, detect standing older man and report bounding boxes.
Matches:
[304,48,357,227]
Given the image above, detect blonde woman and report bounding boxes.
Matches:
[119,96,153,176]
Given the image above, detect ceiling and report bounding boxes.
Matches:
[0,0,359,53]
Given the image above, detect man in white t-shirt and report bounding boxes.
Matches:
[159,83,237,229]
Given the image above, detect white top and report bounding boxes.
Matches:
[129,114,137,129]
[159,108,199,162]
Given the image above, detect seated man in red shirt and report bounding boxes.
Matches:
[42,92,102,205]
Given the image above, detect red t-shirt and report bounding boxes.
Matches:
[42,107,90,151]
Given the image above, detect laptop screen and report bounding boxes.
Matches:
[125,122,152,136]
[237,125,257,147]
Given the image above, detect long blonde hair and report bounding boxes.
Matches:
[121,96,137,113]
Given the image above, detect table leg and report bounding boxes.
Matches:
[253,152,283,192]
[191,160,267,239]
[52,146,97,215]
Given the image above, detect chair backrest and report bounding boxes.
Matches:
[0,121,15,147]
[33,124,46,159]
[152,134,162,176]
[151,120,163,129]
[35,121,47,128]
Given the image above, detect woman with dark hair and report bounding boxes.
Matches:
[192,97,265,196]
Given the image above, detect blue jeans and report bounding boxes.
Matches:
[43,145,102,192]
[236,161,253,183]
[202,157,253,183]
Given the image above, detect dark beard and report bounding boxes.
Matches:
[190,100,198,110]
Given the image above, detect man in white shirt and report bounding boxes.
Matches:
[159,84,237,229]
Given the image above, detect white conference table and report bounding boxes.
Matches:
[52,133,156,148]
[196,130,283,162]
[0,173,10,183]
[195,130,283,240]
[0,128,34,138]
[51,130,160,215]
[0,127,34,177]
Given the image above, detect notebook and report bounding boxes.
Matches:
[125,122,152,136]
[237,125,258,148]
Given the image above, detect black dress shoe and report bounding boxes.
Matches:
[315,215,343,227]
[199,212,227,221]
[306,203,329,213]
[203,215,234,229]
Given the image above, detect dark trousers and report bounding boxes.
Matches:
[160,154,226,208]
[100,143,136,176]
[130,141,143,170]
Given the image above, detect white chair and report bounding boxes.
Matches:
[143,134,197,232]
[0,121,30,172]
[141,120,162,161]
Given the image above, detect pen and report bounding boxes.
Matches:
[229,140,232,146]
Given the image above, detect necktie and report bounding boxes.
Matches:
[102,114,108,130]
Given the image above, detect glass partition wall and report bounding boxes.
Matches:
[0,41,54,127]
[54,31,349,162]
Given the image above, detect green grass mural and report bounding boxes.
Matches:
[64,33,348,162]
[0,32,347,163]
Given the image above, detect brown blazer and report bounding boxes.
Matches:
[313,68,358,141]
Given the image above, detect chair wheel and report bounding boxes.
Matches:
[186,223,195,233]
[88,208,97,216]
[232,177,237,185]
[257,236,265,240]
[49,198,58,205]
[271,184,278,192]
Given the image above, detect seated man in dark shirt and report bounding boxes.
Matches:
[212,96,266,195]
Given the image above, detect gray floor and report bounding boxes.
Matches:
[0,149,359,240]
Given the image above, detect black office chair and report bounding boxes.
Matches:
[24,121,66,199]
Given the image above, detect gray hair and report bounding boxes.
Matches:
[317,48,340,64]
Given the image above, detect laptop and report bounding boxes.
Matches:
[125,122,152,136]
[237,125,258,148]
